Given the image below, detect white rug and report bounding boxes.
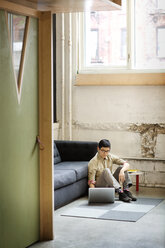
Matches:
[61,198,163,222]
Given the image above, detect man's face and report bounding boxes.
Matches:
[98,146,110,159]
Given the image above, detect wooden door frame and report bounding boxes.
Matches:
[0,1,54,241]
[39,11,54,240]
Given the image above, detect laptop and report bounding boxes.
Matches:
[88,187,115,204]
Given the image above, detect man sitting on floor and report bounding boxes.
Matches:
[88,139,136,202]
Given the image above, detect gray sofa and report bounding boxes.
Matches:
[54,140,98,209]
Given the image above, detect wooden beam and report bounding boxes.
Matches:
[76,73,165,86]
[111,0,121,5]
[4,0,121,13]
[39,11,54,241]
[0,0,40,18]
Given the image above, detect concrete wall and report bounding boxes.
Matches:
[54,13,165,188]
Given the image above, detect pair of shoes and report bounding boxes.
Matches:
[119,192,131,202]
[124,190,137,201]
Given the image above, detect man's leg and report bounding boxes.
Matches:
[95,168,121,189]
[113,167,132,188]
[95,168,131,202]
[113,167,136,201]
[95,168,132,202]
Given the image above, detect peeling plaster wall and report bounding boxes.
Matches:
[72,86,165,159]
[71,122,165,158]
[129,123,165,158]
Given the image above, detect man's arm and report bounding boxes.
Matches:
[88,160,97,188]
[119,162,130,183]
[111,155,130,183]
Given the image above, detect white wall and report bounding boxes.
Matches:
[73,85,165,123]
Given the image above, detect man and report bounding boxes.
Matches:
[88,139,136,202]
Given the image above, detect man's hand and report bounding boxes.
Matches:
[119,169,125,183]
[89,184,95,188]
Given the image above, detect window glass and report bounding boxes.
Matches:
[157,28,165,58]
[8,13,26,81]
[134,0,165,69]
[157,0,165,9]
[84,0,127,67]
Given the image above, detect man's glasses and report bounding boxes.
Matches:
[100,149,110,154]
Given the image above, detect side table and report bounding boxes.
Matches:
[128,171,144,192]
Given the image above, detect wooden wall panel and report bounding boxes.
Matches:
[39,11,54,241]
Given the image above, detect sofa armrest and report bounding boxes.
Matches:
[54,140,98,161]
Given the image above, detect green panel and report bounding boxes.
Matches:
[0,10,39,248]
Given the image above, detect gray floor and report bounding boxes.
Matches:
[30,187,165,248]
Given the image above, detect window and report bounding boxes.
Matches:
[90,28,99,63]
[157,0,165,9]
[157,27,165,58]
[79,0,165,71]
[121,28,127,59]
[8,13,26,81]
[83,2,127,68]
[134,0,165,69]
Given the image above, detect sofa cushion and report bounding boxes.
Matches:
[54,161,88,181]
[54,178,88,209]
[54,169,76,190]
[55,141,98,161]
[54,142,61,164]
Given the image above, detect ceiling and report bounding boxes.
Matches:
[6,0,121,13]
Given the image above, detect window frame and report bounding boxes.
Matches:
[77,0,165,74]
